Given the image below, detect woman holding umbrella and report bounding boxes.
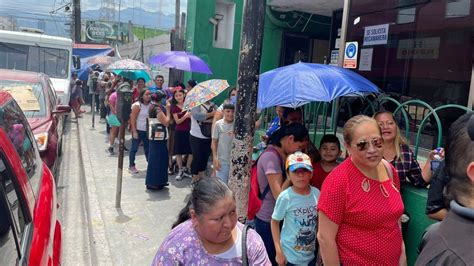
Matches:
[146,90,171,190]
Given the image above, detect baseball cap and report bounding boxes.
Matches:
[286,151,313,172]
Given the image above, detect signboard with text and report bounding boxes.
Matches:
[343,42,358,69]
[85,20,129,44]
[397,37,440,59]
[363,24,389,46]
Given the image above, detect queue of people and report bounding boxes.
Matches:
[84,69,471,265]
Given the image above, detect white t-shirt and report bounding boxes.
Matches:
[215,226,242,259]
[132,102,152,131]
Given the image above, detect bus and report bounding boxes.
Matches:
[0,29,75,105]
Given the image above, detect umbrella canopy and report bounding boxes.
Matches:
[107,59,152,82]
[149,51,213,75]
[87,56,116,67]
[257,62,380,109]
[183,79,229,110]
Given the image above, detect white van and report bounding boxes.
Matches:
[0,29,74,104]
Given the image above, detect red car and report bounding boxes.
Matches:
[0,70,70,173]
[0,91,61,265]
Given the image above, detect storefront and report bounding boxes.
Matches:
[335,0,473,129]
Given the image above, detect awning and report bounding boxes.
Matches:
[267,0,344,16]
[72,44,116,80]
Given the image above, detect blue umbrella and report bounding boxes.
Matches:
[257,62,380,109]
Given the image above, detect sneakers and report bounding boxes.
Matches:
[168,166,174,175]
[175,167,191,181]
[107,146,114,155]
[128,166,139,174]
[99,118,106,124]
[175,169,184,181]
[183,167,192,178]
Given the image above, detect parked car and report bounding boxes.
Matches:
[0,91,61,265]
[0,70,70,173]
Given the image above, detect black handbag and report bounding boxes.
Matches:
[198,121,212,138]
[197,104,214,138]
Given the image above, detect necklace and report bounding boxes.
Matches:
[361,178,398,198]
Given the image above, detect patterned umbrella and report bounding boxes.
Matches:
[107,59,152,82]
[183,79,229,110]
[87,56,116,66]
[149,51,213,75]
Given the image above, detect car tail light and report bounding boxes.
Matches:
[34,132,49,151]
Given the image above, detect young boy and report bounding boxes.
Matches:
[271,151,320,266]
[311,134,341,190]
[211,103,235,184]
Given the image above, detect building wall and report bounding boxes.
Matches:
[185,1,331,104]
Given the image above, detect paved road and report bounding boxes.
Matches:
[59,109,192,265]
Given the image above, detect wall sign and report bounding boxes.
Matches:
[343,42,358,69]
[363,23,389,46]
[359,48,373,71]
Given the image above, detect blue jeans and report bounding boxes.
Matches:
[129,130,149,167]
[255,217,276,265]
[216,162,230,184]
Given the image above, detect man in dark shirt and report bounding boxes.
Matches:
[416,112,474,265]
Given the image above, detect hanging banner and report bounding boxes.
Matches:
[363,23,389,46]
[343,42,358,69]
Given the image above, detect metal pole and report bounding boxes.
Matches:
[332,0,352,133]
[115,123,126,208]
[228,0,266,221]
[91,94,96,128]
[337,0,351,67]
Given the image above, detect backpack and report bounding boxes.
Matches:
[247,146,283,220]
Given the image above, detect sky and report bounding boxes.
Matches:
[0,0,187,16]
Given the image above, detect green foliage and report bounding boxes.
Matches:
[132,26,168,40]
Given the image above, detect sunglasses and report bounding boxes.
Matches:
[353,137,383,151]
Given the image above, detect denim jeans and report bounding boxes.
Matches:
[255,217,276,265]
[129,130,149,167]
[216,162,230,184]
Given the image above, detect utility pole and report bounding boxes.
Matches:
[228,0,266,220]
[73,0,81,42]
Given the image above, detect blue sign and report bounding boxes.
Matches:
[343,41,358,69]
[346,43,357,58]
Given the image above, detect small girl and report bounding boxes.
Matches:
[70,79,85,118]
[271,151,320,266]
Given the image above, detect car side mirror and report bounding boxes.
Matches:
[53,105,71,115]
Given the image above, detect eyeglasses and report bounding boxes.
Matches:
[353,137,383,151]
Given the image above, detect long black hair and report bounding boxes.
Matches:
[268,123,308,147]
[172,178,233,229]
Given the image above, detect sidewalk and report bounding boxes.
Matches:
[77,108,191,265]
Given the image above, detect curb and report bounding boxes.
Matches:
[77,116,113,265]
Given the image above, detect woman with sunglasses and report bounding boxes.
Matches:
[318,115,406,265]
[374,111,442,187]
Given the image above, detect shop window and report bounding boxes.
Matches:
[446,0,471,18]
[212,0,236,49]
[397,7,416,24]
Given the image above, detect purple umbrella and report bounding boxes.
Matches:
[149,51,213,75]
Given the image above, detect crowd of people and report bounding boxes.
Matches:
[76,69,472,265]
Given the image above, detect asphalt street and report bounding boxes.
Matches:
[58,108,192,265]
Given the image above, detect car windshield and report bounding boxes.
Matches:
[0,42,69,79]
[0,80,46,118]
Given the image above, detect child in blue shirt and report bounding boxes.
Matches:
[271,151,320,265]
